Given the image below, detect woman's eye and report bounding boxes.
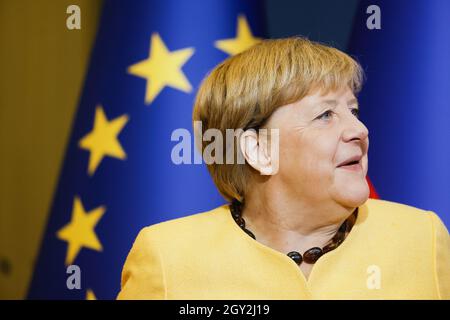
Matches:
[316,110,333,120]
[351,108,360,118]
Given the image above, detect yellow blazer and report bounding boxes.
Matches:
[117,198,450,299]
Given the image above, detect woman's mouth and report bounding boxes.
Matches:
[338,160,362,171]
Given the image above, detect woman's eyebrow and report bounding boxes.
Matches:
[315,99,358,109]
[321,98,358,105]
[321,99,338,106]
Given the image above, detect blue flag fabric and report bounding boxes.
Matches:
[28,0,266,299]
[349,0,450,228]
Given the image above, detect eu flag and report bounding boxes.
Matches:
[349,0,450,228]
[28,0,266,299]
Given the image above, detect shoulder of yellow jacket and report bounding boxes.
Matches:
[363,198,439,235]
[365,197,432,217]
[137,204,231,245]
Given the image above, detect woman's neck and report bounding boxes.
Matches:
[241,186,355,255]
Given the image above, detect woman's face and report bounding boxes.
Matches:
[265,86,370,208]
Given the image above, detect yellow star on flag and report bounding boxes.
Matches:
[86,289,97,300]
[215,15,262,56]
[79,105,128,176]
[128,33,194,104]
[57,196,105,265]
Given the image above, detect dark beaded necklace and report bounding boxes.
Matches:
[229,199,357,265]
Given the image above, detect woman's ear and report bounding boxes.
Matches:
[239,129,275,175]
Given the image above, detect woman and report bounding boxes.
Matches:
[117,37,450,299]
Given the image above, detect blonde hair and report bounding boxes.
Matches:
[192,36,363,202]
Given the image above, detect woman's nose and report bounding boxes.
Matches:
[342,112,369,143]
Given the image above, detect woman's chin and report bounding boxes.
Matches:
[333,181,370,207]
